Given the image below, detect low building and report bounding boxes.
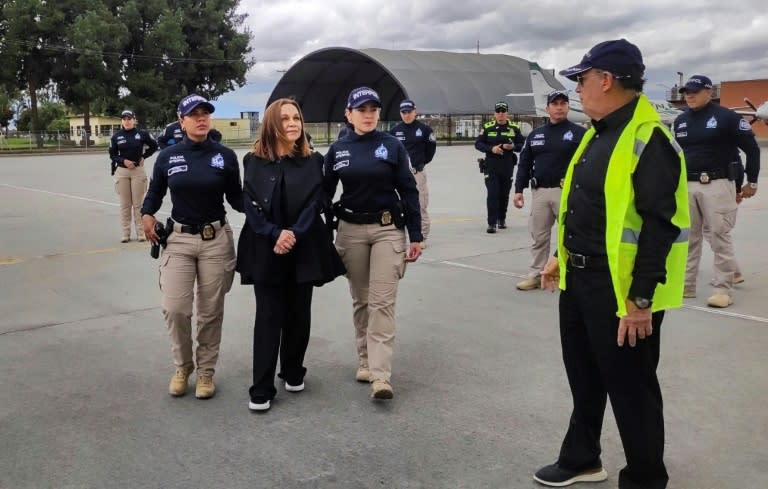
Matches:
[68,115,122,146]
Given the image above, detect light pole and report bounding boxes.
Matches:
[676,71,684,87]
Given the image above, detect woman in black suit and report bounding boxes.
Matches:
[236,98,345,412]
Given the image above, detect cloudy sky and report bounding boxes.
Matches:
[214,0,768,117]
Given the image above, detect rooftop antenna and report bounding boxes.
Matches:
[476,40,480,54]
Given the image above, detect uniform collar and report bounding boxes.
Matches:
[591,97,638,133]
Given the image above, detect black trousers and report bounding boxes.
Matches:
[484,170,512,226]
[250,282,313,403]
[557,267,668,489]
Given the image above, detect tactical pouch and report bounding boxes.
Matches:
[477,157,486,173]
[391,201,406,229]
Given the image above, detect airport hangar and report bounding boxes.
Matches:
[266,47,565,142]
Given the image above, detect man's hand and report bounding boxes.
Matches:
[492,145,504,155]
[274,229,296,254]
[501,143,514,151]
[617,299,653,347]
[513,193,524,209]
[540,256,559,292]
[742,185,757,198]
[405,242,422,262]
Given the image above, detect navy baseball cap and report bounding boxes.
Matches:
[559,39,645,81]
[400,99,416,112]
[678,75,713,93]
[347,87,381,109]
[495,101,509,111]
[177,94,215,116]
[547,90,569,104]
[121,110,135,118]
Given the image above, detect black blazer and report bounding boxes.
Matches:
[236,151,345,286]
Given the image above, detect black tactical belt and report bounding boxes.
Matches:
[567,252,609,271]
[687,170,724,183]
[173,218,227,236]
[336,208,392,226]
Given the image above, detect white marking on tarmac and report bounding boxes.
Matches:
[1,183,120,207]
[435,260,768,324]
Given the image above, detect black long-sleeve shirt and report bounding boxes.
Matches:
[564,98,682,299]
[109,128,158,166]
[515,119,586,193]
[474,121,525,176]
[141,137,243,225]
[673,101,760,182]
[389,120,437,171]
[323,130,422,242]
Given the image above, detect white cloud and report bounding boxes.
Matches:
[215,0,768,116]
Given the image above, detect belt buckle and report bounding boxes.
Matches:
[200,223,216,241]
[380,210,392,226]
[570,253,586,269]
[699,172,710,184]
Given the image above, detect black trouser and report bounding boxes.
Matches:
[250,282,313,403]
[484,170,512,226]
[557,267,668,489]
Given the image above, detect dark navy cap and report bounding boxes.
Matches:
[678,75,713,93]
[559,39,645,81]
[177,94,215,116]
[495,100,509,111]
[347,87,381,109]
[399,99,416,112]
[547,90,569,104]
[121,110,135,118]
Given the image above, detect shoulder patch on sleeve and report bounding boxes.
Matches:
[739,119,751,131]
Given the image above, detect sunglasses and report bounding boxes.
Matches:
[495,108,508,113]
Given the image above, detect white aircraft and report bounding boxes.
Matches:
[732,98,768,125]
[508,66,683,125]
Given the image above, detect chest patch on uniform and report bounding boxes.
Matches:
[333,160,349,171]
[335,149,350,159]
[563,130,574,141]
[706,116,717,129]
[374,144,388,160]
[415,128,423,137]
[676,131,687,138]
[168,165,188,176]
[739,119,751,131]
[210,153,224,169]
[135,133,141,140]
[530,140,545,146]
[677,122,687,129]
[169,155,186,164]
[429,132,436,142]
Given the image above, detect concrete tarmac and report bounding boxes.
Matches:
[0,146,766,489]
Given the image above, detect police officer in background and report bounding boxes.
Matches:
[513,90,585,290]
[109,110,158,242]
[389,99,437,245]
[536,39,689,488]
[673,75,760,308]
[475,101,524,233]
[324,86,422,401]
[158,120,223,149]
[141,94,244,400]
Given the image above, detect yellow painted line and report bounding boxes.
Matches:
[0,243,149,266]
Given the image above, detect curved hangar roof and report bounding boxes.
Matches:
[267,47,564,122]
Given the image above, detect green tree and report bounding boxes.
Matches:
[15,101,67,133]
[0,89,17,136]
[118,0,252,126]
[54,1,128,144]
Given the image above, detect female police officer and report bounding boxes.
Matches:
[109,110,158,242]
[237,98,345,412]
[323,86,422,400]
[141,94,243,399]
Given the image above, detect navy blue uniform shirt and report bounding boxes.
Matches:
[157,122,184,149]
[323,130,422,242]
[389,120,437,171]
[673,101,760,182]
[474,121,524,176]
[141,137,244,225]
[109,128,158,166]
[515,120,586,193]
[564,98,682,300]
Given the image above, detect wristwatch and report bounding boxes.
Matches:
[748,182,758,189]
[631,296,652,310]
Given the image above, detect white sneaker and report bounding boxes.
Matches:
[285,382,305,392]
[248,400,271,411]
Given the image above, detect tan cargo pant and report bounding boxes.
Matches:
[686,180,738,295]
[159,222,236,375]
[335,221,407,382]
[527,187,561,277]
[114,166,148,240]
[415,170,430,240]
